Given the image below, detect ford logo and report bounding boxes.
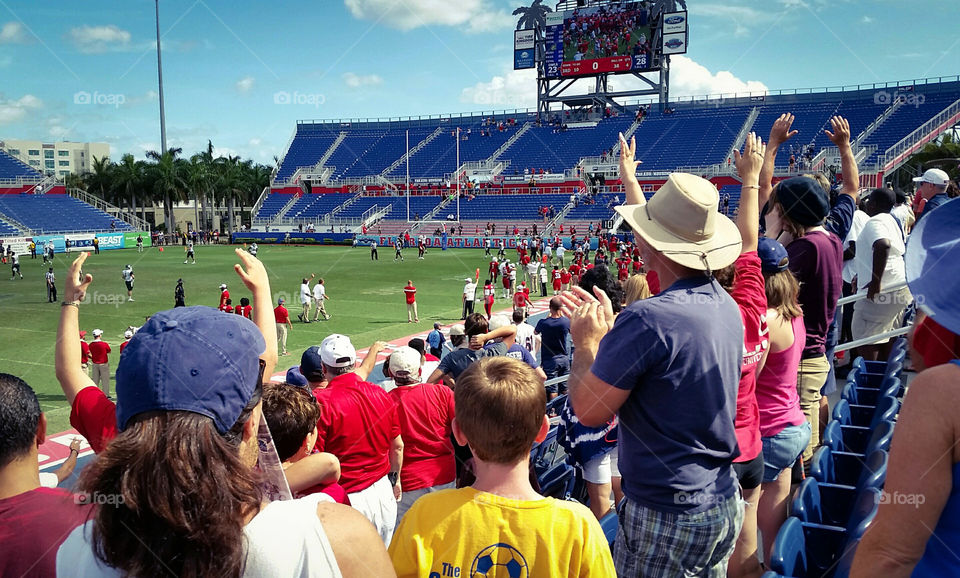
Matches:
[665,38,684,48]
[665,15,684,24]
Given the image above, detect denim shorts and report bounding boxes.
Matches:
[761,421,811,483]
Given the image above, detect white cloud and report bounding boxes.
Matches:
[67,25,132,53]
[236,76,256,93]
[0,94,43,124]
[342,72,384,89]
[0,21,28,44]
[248,138,262,147]
[460,68,538,109]
[608,55,767,98]
[861,15,874,24]
[344,0,514,33]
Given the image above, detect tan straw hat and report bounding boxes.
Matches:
[614,173,742,271]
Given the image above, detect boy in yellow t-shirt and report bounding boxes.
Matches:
[388,357,614,577]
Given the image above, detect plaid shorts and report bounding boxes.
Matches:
[614,492,744,577]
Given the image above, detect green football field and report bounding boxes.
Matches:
[1,243,499,433]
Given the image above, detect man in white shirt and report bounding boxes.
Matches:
[312,278,331,321]
[538,263,549,297]
[556,244,566,266]
[840,207,870,344]
[461,277,477,320]
[513,310,539,357]
[852,188,910,362]
[298,277,313,323]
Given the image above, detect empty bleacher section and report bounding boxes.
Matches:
[0,217,21,235]
[632,105,753,171]
[0,193,131,233]
[388,124,518,179]
[286,193,352,222]
[498,116,634,174]
[0,149,42,180]
[256,192,297,221]
[274,126,341,182]
[859,89,960,165]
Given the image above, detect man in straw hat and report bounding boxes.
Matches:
[561,133,745,576]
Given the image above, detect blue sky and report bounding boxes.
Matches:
[1,0,958,164]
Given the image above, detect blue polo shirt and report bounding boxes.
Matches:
[535,316,570,370]
[918,193,952,222]
[590,276,743,514]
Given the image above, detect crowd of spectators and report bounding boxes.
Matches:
[2,111,959,577]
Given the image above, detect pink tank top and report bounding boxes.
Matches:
[756,315,807,438]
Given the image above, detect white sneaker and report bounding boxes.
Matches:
[128,297,134,301]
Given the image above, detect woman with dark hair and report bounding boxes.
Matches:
[54,253,393,577]
[759,114,860,466]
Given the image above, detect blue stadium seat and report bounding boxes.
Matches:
[793,477,881,533]
[538,463,575,500]
[0,149,43,179]
[810,446,888,491]
[0,194,132,233]
[832,395,899,430]
[843,375,901,407]
[599,510,618,549]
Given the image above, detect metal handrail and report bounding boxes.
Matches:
[834,281,912,352]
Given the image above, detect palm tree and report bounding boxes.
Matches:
[146,147,187,232]
[112,154,143,223]
[513,0,551,31]
[186,154,211,231]
[86,156,113,201]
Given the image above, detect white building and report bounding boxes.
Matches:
[0,140,110,178]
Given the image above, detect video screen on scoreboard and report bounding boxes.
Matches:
[544,2,656,78]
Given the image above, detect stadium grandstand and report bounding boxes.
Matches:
[254,78,960,237]
[0,150,141,235]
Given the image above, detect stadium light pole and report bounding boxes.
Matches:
[155,0,167,153]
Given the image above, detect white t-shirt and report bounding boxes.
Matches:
[312,283,326,301]
[463,282,477,299]
[539,267,548,282]
[855,212,906,292]
[300,283,312,304]
[39,472,59,488]
[57,493,342,577]
[515,322,538,355]
[842,210,870,284]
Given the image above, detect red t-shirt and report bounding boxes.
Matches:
[235,305,252,318]
[729,252,768,463]
[298,481,351,505]
[388,383,456,491]
[80,341,90,364]
[647,269,661,294]
[274,305,290,323]
[513,292,530,309]
[0,488,93,577]
[71,387,118,453]
[219,290,230,310]
[88,340,111,364]
[913,316,960,369]
[560,271,572,284]
[119,340,129,355]
[404,285,417,304]
[223,305,234,314]
[313,373,401,493]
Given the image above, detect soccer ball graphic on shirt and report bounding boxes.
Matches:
[470,543,529,578]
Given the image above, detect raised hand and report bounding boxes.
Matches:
[618,132,642,181]
[733,132,766,185]
[825,116,851,150]
[769,113,798,146]
[233,248,269,294]
[561,286,615,348]
[65,252,93,303]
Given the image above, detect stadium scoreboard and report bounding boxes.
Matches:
[514,2,688,79]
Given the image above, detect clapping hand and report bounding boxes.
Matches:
[560,286,616,349]
[733,132,766,185]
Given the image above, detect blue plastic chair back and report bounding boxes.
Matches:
[811,446,836,484]
[791,478,824,525]
[599,510,618,548]
[538,463,574,499]
[822,420,844,452]
[841,382,860,405]
[866,420,895,455]
[833,399,853,426]
[856,449,889,492]
[870,395,899,430]
[847,487,881,538]
[769,517,808,577]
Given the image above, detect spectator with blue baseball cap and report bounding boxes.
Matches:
[53,250,392,577]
